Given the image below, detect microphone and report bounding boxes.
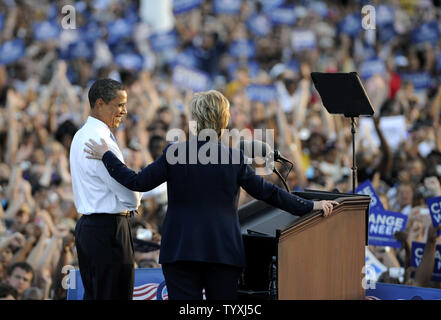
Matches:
[238,140,292,164]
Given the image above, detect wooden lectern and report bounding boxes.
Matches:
[238,190,370,300]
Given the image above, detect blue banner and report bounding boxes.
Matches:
[80,22,103,43]
[285,59,300,73]
[247,14,272,37]
[107,18,134,45]
[228,40,256,58]
[115,53,144,71]
[0,14,4,31]
[149,30,179,53]
[427,196,441,236]
[47,4,58,20]
[368,209,407,248]
[376,5,395,27]
[33,21,60,41]
[356,180,385,212]
[339,13,362,37]
[173,0,202,14]
[412,21,440,46]
[268,6,296,26]
[67,41,94,60]
[173,48,199,69]
[360,59,386,79]
[400,72,431,90]
[308,1,328,18]
[213,0,242,15]
[260,0,284,12]
[378,24,397,43]
[0,38,25,65]
[172,65,211,92]
[291,29,316,52]
[366,282,441,300]
[411,242,441,282]
[67,268,168,300]
[245,85,278,103]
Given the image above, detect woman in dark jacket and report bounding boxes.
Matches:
[84,90,338,300]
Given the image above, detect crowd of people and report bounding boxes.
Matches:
[0,0,441,299]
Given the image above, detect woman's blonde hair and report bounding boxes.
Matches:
[190,90,230,137]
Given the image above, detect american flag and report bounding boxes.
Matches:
[132,283,206,300]
[133,283,168,300]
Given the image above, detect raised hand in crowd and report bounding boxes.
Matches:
[414,225,441,287]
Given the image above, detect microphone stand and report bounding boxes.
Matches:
[273,165,290,193]
[272,151,293,193]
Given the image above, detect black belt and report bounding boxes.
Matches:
[85,211,137,218]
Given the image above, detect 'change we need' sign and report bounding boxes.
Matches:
[427,196,441,236]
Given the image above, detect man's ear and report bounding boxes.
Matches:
[95,98,105,110]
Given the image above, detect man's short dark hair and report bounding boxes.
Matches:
[7,262,34,282]
[88,78,125,109]
[0,283,18,299]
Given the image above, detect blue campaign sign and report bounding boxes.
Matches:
[411,242,441,282]
[75,1,87,13]
[412,21,440,46]
[228,40,256,59]
[0,38,25,65]
[213,0,242,15]
[107,18,134,45]
[33,21,60,41]
[308,1,328,18]
[360,59,386,80]
[376,5,395,27]
[260,0,284,12]
[81,22,103,43]
[400,72,431,90]
[291,29,316,52]
[368,209,407,248]
[115,53,144,71]
[366,282,441,300]
[68,41,94,60]
[285,59,300,73]
[173,0,202,14]
[356,180,385,212]
[47,4,58,20]
[427,196,441,236]
[339,13,362,37]
[247,14,272,37]
[149,30,179,53]
[93,0,111,10]
[67,268,168,300]
[378,24,397,43]
[172,65,212,92]
[268,6,296,26]
[245,85,278,103]
[173,48,199,69]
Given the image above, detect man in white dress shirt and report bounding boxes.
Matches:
[70,78,141,300]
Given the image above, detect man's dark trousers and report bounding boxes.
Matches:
[75,214,134,300]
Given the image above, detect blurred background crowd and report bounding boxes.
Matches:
[0,0,441,299]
